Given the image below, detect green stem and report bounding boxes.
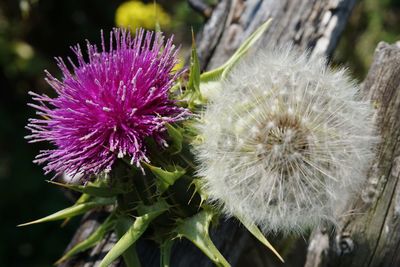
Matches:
[115,217,142,267]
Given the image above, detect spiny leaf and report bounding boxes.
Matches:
[190,179,207,207]
[200,18,272,83]
[160,239,173,267]
[175,209,230,267]
[98,200,169,267]
[137,198,170,216]
[55,214,116,264]
[165,122,183,154]
[47,180,131,198]
[115,217,142,267]
[143,162,185,193]
[188,28,201,94]
[18,197,115,227]
[237,216,284,263]
[184,28,203,108]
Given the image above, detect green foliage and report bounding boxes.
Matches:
[160,239,174,267]
[143,162,186,193]
[200,19,273,82]
[174,209,230,267]
[237,217,284,263]
[46,179,132,198]
[184,32,202,108]
[98,200,169,267]
[165,123,184,155]
[115,217,143,267]
[334,0,400,79]
[18,197,115,227]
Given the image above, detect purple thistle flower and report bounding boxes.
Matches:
[26,28,187,177]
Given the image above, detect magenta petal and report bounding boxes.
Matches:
[27,28,188,178]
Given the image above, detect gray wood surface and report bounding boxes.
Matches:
[197,0,356,70]
[59,0,356,266]
[304,41,400,267]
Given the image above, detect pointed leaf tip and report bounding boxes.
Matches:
[143,162,185,193]
[184,30,202,108]
[175,210,230,267]
[165,122,183,154]
[98,200,168,267]
[200,18,273,82]
[191,27,196,48]
[18,198,114,227]
[237,216,284,263]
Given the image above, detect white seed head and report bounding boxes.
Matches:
[194,46,378,234]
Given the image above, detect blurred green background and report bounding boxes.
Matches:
[0,0,398,266]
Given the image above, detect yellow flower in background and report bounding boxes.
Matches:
[115,1,171,30]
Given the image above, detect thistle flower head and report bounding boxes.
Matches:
[27,28,187,177]
[195,46,377,234]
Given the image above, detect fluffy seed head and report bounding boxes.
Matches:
[26,28,187,177]
[195,46,378,234]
